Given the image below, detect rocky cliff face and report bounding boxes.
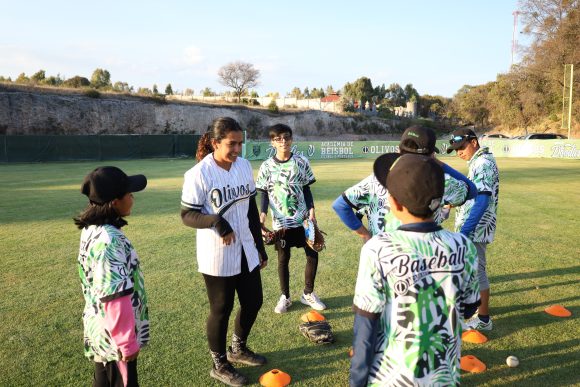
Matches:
[0,85,397,139]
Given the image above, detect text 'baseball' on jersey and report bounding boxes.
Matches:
[389,245,468,277]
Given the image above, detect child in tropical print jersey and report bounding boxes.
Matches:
[350,154,480,387]
[74,166,149,387]
[256,124,326,313]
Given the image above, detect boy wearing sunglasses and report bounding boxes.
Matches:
[447,128,500,331]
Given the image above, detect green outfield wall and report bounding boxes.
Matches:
[1,136,578,162]
[0,135,200,162]
[244,139,580,160]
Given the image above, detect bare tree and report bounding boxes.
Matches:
[217,61,260,102]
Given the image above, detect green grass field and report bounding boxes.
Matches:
[1,157,579,386]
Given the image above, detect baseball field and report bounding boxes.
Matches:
[0,157,578,386]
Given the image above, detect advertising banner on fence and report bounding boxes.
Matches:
[244,139,580,160]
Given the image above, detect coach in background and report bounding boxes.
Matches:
[181,117,268,386]
[447,128,500,331]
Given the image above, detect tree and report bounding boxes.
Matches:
[404,83,419,102]
[15,73,29,84]
[184,88,194,96]
[217,61,260,102]
[64,76,90,88]
[31,70,46,84]
[267,91,280,99]
[152,84,158,94]
[343,77,375,107]
[289,87,303,99]
[202,87,215,97]
[325,85,335,95]
[310,88,325,98]
[165,84,173,95]
[90,68,111,89]
[384,83,406,107]
[113,81,132,93]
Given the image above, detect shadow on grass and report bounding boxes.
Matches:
[490,265,580,283]
[494,279,579,296]
[463,338,580,386]
[493,295,579,318]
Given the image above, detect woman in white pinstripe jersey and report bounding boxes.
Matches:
[181,117,268,386]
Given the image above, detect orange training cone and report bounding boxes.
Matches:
[301,310,326,323]
[460,355,487,373]
[462,329,488,344]
[259,369,291,387]
[544,305,572,317]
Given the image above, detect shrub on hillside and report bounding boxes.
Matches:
[268,100,279,113]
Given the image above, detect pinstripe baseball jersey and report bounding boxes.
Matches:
[181,154,260,276]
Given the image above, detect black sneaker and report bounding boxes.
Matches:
[209,361,248,386]
[227,345,267,366]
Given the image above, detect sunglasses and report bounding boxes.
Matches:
[449,135,476,145]
[273,135,292,143]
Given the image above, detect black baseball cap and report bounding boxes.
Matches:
[374,153,444,216]
[81,166,147,204]
[399,125,440,155]
[446,128,478,154]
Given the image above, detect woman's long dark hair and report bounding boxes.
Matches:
[74,202,127,229]
[195,117,243,161]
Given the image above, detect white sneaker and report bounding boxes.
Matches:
[300,292,327,311]
[466,316,493,331]
[274,295,291,314]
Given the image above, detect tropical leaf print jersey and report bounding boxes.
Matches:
[77,224,149,361]
[455,147,500,243]
[353,227,480,386]
[255,154,315,230]
[346,173,468,235]
[343,173,390,236]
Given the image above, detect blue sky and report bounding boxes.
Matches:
[0,0,523,98]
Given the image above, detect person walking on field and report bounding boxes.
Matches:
[181,117,268,386]
[74,166,149,387]
[256,124,326,314]
[447,128,500,331]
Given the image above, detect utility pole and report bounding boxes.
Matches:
[511,10,520,67]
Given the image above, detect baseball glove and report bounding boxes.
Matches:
[261,225,285,246]
[299,320,335,344]
[303,219,326,252]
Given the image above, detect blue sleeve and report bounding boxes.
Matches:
[332,195,363,231]
[350,310,379,386]
[442,163,477,202]
[460,193,490,236]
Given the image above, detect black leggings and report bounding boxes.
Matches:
[276,228,319,297]
[202,251,263,354]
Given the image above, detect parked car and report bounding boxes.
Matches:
[523,133,567,140]
[480,133,511,140]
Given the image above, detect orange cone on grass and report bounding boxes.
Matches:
[301,310,326,323]
[259,369,291,387]
[462,329,488,344]
[544,305,572,317]
[460,355,487,373]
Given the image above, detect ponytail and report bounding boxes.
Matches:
[196,132,214,161]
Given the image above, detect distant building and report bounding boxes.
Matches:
[321,93,340,103]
